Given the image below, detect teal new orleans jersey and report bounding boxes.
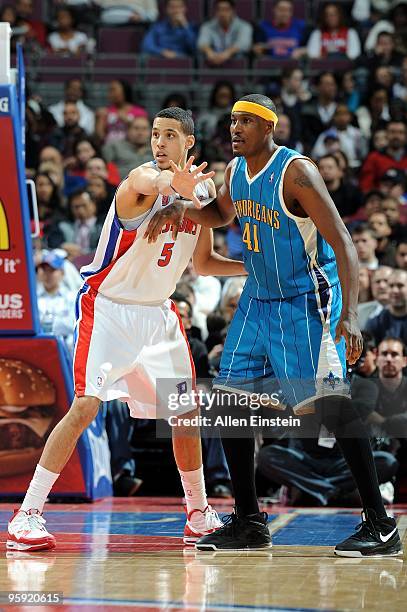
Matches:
[214,146,349,411]
[230,146,339,300]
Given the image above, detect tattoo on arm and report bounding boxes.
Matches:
[294,173,313,188]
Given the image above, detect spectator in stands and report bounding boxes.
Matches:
[257,434,397,507]
[368,212,397,266]
[301,72,338,151]
[273,114,302,151]
[396,240,407,270]
[47,188,103,259]
[352,224,379,270]
[198,0,252,66]
[161,92,189,109]
[141,0,197,58]
[48,6,91,56]
[1,4,21,51]
[35,171,66,247]
[313,104,367,168]
[85,156,119,187]
[102,117,151,180]
[49,79,95,135]
[317,154,362,218]
[382,197,407,242]
[196,81,235,143]
[36,250,76,350]
[359,267,372,304]
[253,0,305,59]
[352,332,378,379]
[67,138,120,186]
[394,56,407,102]
[16,0,46,48]
[95,0,158,25]
[86,175,115,217]
[359,121,407,192]
[371,128,388,152]
[364,31,404,72]
[209,160,227,190]
[358,266,393,330]
[379,168,407,209]
[38,146,66,196]
[49,101,87,159]
[95,80,148,145]
[306,2,361,60]
[373,65,394,94]
[204,113,233,164]
[219,277,246,324]
[355,86,390,140]
[181,260,222,340]
[363,1,407,55]
[366,337,407,439]
[366,269,407,345]
[341,70,361,114]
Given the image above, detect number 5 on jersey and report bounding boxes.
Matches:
[158,242,175,267]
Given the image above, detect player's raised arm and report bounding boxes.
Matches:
[193,227,247,277]
[284,158,362,364]
[144,161,237,243]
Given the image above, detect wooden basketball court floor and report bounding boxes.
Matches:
[0,498,406,611]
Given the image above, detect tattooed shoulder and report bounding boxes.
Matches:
[294,173,313,188]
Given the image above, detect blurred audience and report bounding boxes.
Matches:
[253,0,305,59]
[198,0,252,65]
[307,2,361,60]
[141,0,197,57]
[103,117,152,179]
[95,80,148,145]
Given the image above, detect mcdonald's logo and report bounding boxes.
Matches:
[0,199,10,250]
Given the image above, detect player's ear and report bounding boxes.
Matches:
[266,121,274,136]
[185,135,195,151]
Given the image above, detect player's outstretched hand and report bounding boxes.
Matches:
[144,202,185,243]
[335,315,363,365]
[170,156,214,209]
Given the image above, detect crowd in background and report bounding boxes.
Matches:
[2,0,407,503]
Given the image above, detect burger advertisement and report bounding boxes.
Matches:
[0,337,88,497]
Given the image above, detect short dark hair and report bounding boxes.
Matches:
[396,239,407,249]
[68,188,94,205]
[215,0,235,7]
[351,223,376,239]
[155,107,194,135]
[378,336,407,357]
[318,153,341,167]
[238,93,277,114]
[171,292,193,317]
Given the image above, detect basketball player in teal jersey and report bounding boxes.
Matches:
[145,94,402,557]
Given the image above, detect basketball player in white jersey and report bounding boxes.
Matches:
[8,107,247,552]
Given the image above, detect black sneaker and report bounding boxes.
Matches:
[195,510,272,551]
[334,509,403,558]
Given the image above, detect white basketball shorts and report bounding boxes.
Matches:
[73,286,196,419]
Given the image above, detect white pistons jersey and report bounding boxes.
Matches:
[80,165,209,305]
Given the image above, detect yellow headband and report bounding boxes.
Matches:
[232,101,279,126]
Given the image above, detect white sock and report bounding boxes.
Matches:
[21,464,60,513]
[179,465,207,514]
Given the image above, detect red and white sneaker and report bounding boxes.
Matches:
[183,505,222,545]
[7,509,56,552]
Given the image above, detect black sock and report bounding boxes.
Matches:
[318,397,387,519]
[220,428,259,517]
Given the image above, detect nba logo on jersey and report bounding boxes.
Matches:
[97,376,103,387]
[269,172,274,184]
[176,381,187,395]
[162,195,170,207]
